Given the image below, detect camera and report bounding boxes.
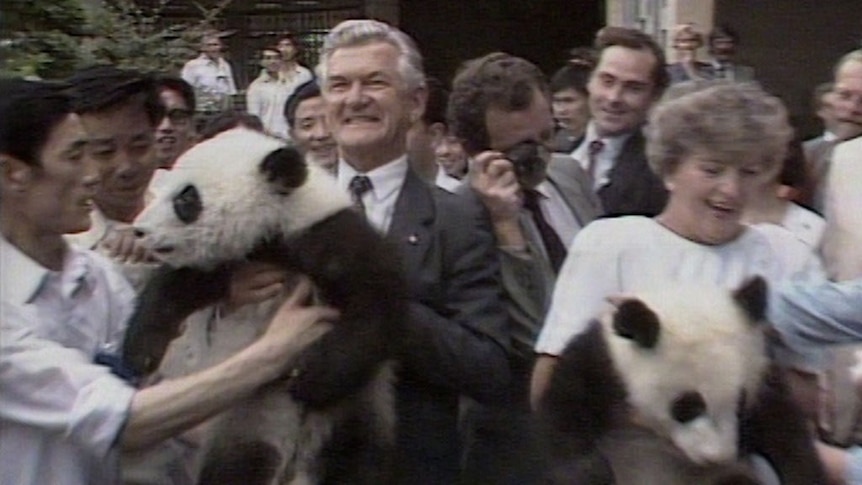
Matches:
[504,140,548,189]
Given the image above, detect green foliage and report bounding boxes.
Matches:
[0,0,90,78]
[0,0,232,80]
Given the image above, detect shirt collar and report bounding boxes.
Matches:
[337,154,409,201]
[580,122,633,157]
[1,236,49,305]
[823,130,838,142]
[1,236,96,305]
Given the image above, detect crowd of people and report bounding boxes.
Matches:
[2,16,862,485]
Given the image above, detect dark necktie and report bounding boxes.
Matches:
[522,189,567,273]
[587,139,605,183]
[348,175,373,216]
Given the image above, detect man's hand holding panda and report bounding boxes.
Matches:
[223,261,289,315]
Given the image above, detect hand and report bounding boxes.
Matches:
[263,277,338,356]
[102,226,156,263]
[224,262,287,313]
[469,150,523,224]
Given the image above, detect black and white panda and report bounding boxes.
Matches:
[537,277,826,485]
[123,128,406,484]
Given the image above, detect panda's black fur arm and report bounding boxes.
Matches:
[122,264,231,377]
[741,364,827,485]
[253,209,408,409]
[537,321,628,477]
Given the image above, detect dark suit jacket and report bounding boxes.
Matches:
[388,168,510,484]
[596,130,668,217]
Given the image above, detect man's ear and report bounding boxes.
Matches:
[407,84,428,125]
[0,154,33,191]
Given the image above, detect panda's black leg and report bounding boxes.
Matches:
[197,440,281,485]
[287,317,392,408]
[122,265,231,377]
[744,366,827,485]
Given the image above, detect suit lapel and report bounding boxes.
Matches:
[387,169,435,273]
[546,153,603,225]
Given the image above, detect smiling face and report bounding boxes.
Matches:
[434,134,468,179]
[322,41,426,171]
[6,114,99,236]
[832,59,862,140]
[155,88,195,168]
[79,99,158,223]
[290,96,337,171]
[659,153,767,245]
[588,46,658,137]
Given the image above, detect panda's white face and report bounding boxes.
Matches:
[603,281,769,466]
[134,128,350,269]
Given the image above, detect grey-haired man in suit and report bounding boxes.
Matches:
[318,19,510,484]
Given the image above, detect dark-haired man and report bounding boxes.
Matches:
[154,76,197,170]
[284,81,337,172]
[64,66,163,263]
[0,78,336,485]
[568,26,669,218]
[706,25,755,82]
[533,25,670,406]
[449,52,600,483]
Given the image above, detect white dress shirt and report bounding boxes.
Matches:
[434,167,465,193]
[0,238,137,485]
[533,180,580,247]
[246,66,313,140]
[181,55,238,96]
[337,156,408,234]
[570,122,632,191]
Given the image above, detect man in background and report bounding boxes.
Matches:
[181,31,237,114]
[284,80,337,172]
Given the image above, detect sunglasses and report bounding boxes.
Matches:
[165,108,193,123]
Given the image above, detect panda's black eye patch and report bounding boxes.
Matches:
[173,184,202,223]
[671,392,706,423]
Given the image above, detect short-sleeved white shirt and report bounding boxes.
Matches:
[0,237,137,485]
[535,216,822,356]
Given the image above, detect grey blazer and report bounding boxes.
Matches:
[497,153,602,359]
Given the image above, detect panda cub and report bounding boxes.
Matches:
[123,128,406,484]
[537,277,826,485]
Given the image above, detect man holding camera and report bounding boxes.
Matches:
[449,52,601,482]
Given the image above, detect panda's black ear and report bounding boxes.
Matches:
[259,147,308,193]
[613,299,660,349]
[733,276,767,323]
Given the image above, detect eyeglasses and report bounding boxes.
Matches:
[164,108,193,123]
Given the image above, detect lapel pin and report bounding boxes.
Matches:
[407,234,419,245]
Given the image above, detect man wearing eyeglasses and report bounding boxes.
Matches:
[154,76,197,170]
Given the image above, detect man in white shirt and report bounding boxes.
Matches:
[0,78,336,485]
[181,32,237,113]
[246,46,293,140]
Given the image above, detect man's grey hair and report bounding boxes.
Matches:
[834,48,862,77]
[316,19,426,90]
